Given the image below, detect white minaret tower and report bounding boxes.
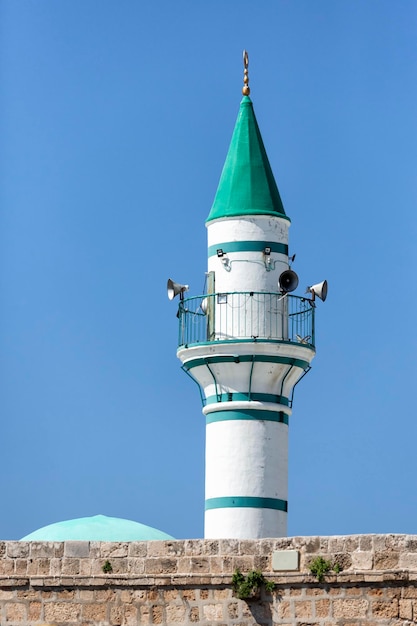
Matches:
[170,53,326,539]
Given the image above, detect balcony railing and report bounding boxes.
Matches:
[177,291,315,348]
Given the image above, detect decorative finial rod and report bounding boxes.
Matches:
[242,50,250,96]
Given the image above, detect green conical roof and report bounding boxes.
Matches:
[207,96,287,223]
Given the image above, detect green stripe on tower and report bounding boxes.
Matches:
[205,392,289,406]
[206,409,289,425]
[208,240,288,257]
[205,497,288,512]
[183,354,310,371]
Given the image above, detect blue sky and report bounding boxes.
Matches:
[1,1,416,540]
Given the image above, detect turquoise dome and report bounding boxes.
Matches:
[20,514,174,541]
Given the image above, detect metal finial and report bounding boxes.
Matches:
[242,50,250,96]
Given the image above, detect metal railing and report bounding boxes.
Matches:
[177,291,315,348]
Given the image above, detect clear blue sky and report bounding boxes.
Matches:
[1,1,416,540]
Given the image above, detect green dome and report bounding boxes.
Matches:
[20,514,174,541]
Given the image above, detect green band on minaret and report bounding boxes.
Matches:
[205,497,288,512]
[206,409,289,425]
[205,392,290,406]
[208,240,288,257]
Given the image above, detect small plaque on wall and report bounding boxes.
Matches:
[272,549,300,571]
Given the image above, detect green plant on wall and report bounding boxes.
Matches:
[309,556,342,583]
[232,568,275,600]
[102,560,113,574]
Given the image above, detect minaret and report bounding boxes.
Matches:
[170,53,326,539]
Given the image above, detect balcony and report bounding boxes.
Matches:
[177,291,315,349]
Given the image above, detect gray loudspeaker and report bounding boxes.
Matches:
[278,269,299,293]
[167,278,189,300]
[307,280,328,302]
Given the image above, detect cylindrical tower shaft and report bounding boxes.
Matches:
[176,80,316,539]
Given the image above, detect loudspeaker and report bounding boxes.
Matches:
[167,278,189,300]
[278,269,299,293]
[307,280,328,302]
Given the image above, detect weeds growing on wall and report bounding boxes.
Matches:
[309,556,342,583]
[232,568,275,600]
[102,560,113,574]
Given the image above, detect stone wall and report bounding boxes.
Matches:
[1,534,417,625]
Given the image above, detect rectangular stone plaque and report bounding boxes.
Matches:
[272,549,299,571]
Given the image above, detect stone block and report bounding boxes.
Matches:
[203,603,223,621]
[399,553,417,569]
[239,540,258,555]
[128,541,148,557]
[209,556,223,573]
[44,601,81,622]
[28,601,42,620]
[259,539,274,555]
[274,537,294,551]
[203,539,220,555]
[405,537,417,551]
[82,602,107,621]
[166,604,186,622]
[95,589,115,602]
[190,557,210,573]
[61,557,80,575]
[272,549,299,571]
[274,599,291,618]
[6,602,26,622]
[360,535,373,551]
[79,557,92,575]
[145,557,177,575]
[374,551,400,569]
[163,541,185,556]
[232,555,255,572]
[371,599,399,618]
[253,555,269,571]
[14,558,28,575]
[294,600,312,618]
[351,550,373,570]
[147,541,168,557]
[107,556,128,574]
[7,542,30,558]
[139,605,151,623]
[227,601,239,619]
[30,542,56,558]
[399,599,413,620]
[110,605,124,625]
[100,542,129,557]
[124,604,139,625]
[151,604,164,623]
[127,557,145,574]
[189,606,200,622]
[0,559,14,575]
[64,541,90,557]
[333,598,369,618]
[315,598,330,617]
[402,586,417,599]
[305,537,321,553]
[79,589,95,601]
[219,539,239,554]
[37,558,51,575]
[184,539,203,555]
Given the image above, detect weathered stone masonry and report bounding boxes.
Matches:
[1,534,417,625]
